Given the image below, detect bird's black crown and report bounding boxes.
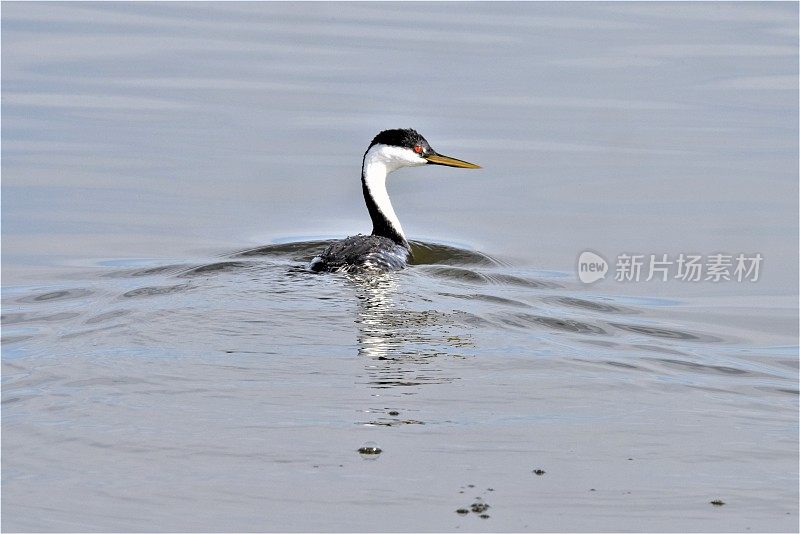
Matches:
[368,128,433,153]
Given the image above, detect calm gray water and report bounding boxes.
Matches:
[2,2,798,532]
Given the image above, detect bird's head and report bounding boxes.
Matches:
[364,128,481,173]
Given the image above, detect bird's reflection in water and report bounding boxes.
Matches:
[351,273,471,391]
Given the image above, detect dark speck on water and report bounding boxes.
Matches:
[1,2,797,533]
[470,502,491,514]
[358,444,382,456]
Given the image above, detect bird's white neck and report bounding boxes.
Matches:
[361,144,425,246]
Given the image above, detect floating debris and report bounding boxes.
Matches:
[470,502,490,514]
[479,514,490,519]
[361,419,424,427]
[388,410,400,416]
[532,469,546,475]
[456,508,469,515]
[710,500,725,506]
[358,441,382,457]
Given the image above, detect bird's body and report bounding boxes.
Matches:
[310,129,480,273]
[310,235,409,273]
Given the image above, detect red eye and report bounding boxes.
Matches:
[413,145,423,154]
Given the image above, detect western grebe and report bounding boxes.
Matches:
[310,128,480,273]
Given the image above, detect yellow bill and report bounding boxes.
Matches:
[424,153,481,169]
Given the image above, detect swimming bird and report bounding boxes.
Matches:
[310,129,480,272]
